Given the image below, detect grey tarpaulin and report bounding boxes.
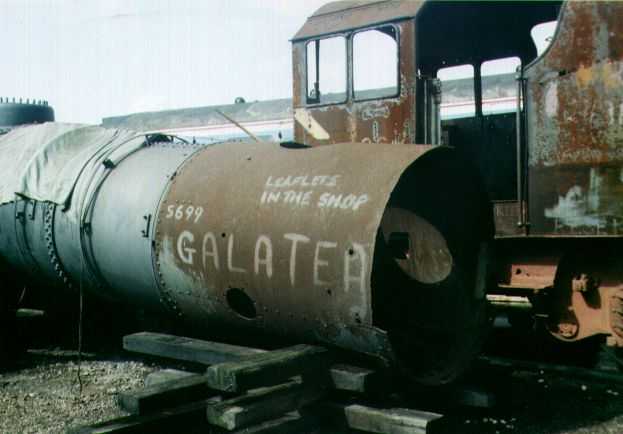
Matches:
[0,122,147,219]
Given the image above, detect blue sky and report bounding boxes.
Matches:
[0,0,328,123]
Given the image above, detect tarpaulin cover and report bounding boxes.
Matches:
[0,122,146,212]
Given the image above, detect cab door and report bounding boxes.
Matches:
[292,20,417,146]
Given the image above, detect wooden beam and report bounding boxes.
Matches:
[68,400,209,434]
[144,369,195,387]
[123,332,264,365]
[206,380,325,430]
[329,364,386,394]
[117,374,212,415]
[125,333,389,394]
[317,402,443,434]
[206,344,331,392]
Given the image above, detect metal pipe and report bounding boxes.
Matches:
[515,67,524,228]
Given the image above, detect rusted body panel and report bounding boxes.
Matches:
[291,0,623,350]
[525,1,623,236]
[541,246,623,346]
[154,142,424,331]
[153,142,429,356]
[153,141,491,383]
[292,20,417,146]
[498,257,560,292]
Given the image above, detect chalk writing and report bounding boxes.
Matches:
[173,230,367,295]
[284,233,310,286]
[254,235,273,278]
[260,190,312,206]
[177,230,196,264]
[317,193,368,210]
[166,204,204,223]
[265,175,340,188]
[202,232,219,269]
[314,241,337,285]
[260,174,369,211]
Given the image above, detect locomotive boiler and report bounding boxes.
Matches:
[2,0,622,388]
[0,122,491,385]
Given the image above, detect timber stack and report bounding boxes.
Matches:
[69,332,444,434]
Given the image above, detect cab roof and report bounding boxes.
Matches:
[292,0,424,41]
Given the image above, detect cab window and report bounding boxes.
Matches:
[481,57,521,115]
[437,64,475,119]
[306,36,347,105]
[353,26,398,100]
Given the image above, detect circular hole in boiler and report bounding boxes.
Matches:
[387,232,410,259]
[221,232,226,238]
[226,288,257,319]
[279,141,311,149]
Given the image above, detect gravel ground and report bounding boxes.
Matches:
[1,348,623,434]
[0,349,162,434]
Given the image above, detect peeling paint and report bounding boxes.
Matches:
[545,185,605,230]
[292,20,416,146]
[526,2,623,236]
[294,108,330,140]
[575,64,593,88]
[544,82,559,117]
[360,103,390,121]
[538,165,623,235]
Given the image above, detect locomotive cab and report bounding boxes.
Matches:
[292,0,560,222]
[293,1,623,352]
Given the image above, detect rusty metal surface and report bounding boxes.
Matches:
[379,207,452,284]
[525,1,623,236]
[293,21,416,146]
[154,142,430,350]
[497,257,560,292]
[292,0,423,41]
[540,251,623,346]
[492,238,623,347]
[152,141,491,383]
[493,201,524,237]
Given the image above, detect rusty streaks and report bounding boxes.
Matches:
[598,2,623,63]
[152,141,432,338]
[293,20,416,146]
[538,2,598,72]
[525,1,623,236]
[543,253,623,345]
[527,2,623,167]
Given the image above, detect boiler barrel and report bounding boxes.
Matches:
[0,124,491,384]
